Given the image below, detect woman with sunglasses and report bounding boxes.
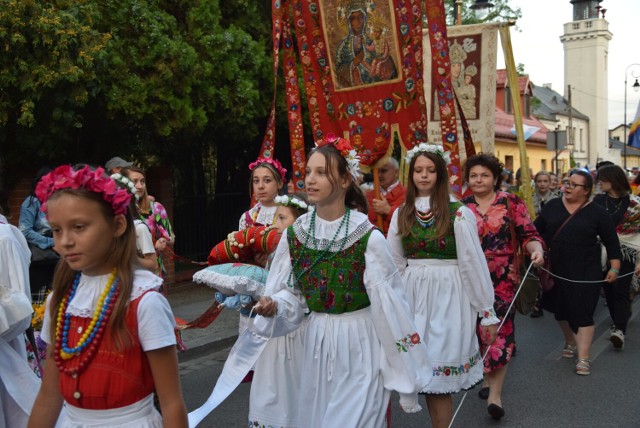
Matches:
[534,170,621,376]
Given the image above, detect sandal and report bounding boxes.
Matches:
[576,358,591,376]
[562,343,577,358]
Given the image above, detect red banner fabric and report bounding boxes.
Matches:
[289,0,428,167]
[424,0,463,195]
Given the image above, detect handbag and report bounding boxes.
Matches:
[506,198,539,315]
[28,242,59,265]
[538,201,589,292]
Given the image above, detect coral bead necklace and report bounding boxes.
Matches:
[54,269,120,394]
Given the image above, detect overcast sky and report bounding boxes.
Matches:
[495,0,640,128]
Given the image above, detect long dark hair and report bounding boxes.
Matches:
[307,145,368,213]
[596,165,631,195]
[398,152,451,240]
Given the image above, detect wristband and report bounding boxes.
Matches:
[610,268,619,274]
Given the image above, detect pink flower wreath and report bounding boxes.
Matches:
[248,157,287,182]
[36,165,133,215]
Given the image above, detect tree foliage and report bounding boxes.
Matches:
[445,0,522,26]
[0,0,273,194]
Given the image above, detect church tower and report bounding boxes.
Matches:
[560,0,612,166]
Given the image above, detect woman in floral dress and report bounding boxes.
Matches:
[462,153,544,420]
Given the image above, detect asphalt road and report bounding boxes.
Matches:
[179,297,640,428]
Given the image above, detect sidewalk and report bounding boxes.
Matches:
[166,282,239,362]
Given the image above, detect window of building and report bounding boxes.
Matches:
[505,86,511,114]
[573,23,580,30]
[541,159,547,171]
[585,21,592,28]
[505,155,514,171]
[524,94,530,117]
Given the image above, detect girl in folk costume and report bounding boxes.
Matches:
[236,157,287,374]
[239,157,287,231]
[255,135,431,428]
[28,166,187,428]
[249,193,309,428]
[122,166,174,278]
[111,173,158,273]
[386,144,498,428]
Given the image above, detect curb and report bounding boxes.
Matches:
[179,334,238,363]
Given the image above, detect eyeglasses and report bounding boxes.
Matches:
[565,182,587,189]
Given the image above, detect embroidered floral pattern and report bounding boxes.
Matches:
[401,202,462,260]
[396,332,422,352]
[432,352,481,377]
[288,228,372,314]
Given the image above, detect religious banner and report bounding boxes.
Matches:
[423,23,499,157]
[289,0,428,168]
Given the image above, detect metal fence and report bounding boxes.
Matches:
[172,192,247,263]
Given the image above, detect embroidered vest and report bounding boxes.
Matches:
[59,291,156,409]
[288,226,372,314]
[401,202,462,260]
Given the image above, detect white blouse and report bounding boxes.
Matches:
[41,270,176,352]
[387,196,498,323]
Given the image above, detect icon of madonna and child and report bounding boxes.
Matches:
[330,0,401,90]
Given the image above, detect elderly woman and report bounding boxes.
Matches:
[594,165,640,349]
[462,154,544,420]
[535,170,621,376]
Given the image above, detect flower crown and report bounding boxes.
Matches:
[36,165,133,216]
[111,173,140,201]
[405,143,452,165]
[316,132,361,180]
[248,157,287,182]
[274,195,309,211]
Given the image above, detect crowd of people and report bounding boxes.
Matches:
[1,143,638,427]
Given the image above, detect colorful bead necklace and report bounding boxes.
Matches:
[415,208,435,227]
[287,208,350,288]
[54,269,120,379]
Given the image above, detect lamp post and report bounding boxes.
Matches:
[623,63,640,170]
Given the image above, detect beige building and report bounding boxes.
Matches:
[560,0,613,166]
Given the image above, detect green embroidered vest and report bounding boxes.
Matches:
[401,202,462,260]
[287,227,372,314]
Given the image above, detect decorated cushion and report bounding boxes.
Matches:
[192,263,268,298]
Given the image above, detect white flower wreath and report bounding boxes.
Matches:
[111,173,140,200]
[274,195,309,211]
[405,143,452,165]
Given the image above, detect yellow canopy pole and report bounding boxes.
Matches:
[499,25,535,218]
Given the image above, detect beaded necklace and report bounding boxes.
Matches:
[54,269,120,397]
[287,208,351,288]
[415,209,435,227]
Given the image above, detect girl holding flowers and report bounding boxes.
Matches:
[28,165,187,427]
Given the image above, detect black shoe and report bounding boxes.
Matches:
[488,403,505,420]
[530,307,543,318]
[478,387,490,400]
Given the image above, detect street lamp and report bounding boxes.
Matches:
[456,0,494,25]
[623,63,640,170]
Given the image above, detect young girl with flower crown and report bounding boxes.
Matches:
[386,144,498,428]
[254,135,431,428]
[28,165,187,428]
[239,157,287,231]
[248,192,308,428]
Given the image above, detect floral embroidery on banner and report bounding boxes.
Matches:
[396,332,421,352]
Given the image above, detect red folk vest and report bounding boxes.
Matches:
[58,291,156,409]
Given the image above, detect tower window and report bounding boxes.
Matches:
[585,21,592,28]
[573,23,580,30]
